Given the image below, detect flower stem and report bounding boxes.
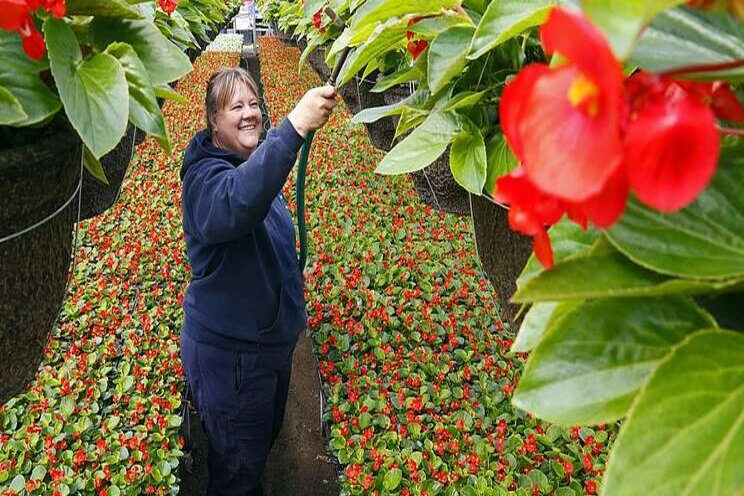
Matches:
[719,126,744,137]
[660,59,744,77]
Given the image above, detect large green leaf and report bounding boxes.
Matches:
[516,219,600,290]
[468,0,551,60]
[513,297,715,425]
[450,118,486,194]
[350,0,460,32]
[512,301,561,353]
[67,0,143,18]
[513,248,744,303]
[303,0,324,17]
[0,72,61,126]
[583,0,686,60]
[376,111,460,175]
[89,18,192,86]
[0,86,26,125]
[104,42,170,152]
[337,18,408,87]
[351,97,413,124]
[484,133,518,195]
[408,14,474,38]
[604,329,744,496]
[427,26,476,94]
[45,18,129,158]
[631,7,744,81]
[607,151,744,281]
[0,31,48,73]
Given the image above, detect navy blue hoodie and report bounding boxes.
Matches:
[179,118,307,349]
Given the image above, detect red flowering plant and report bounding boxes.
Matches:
[0,0,241,180]
[0,0,193,181]
[261,35,617,496]
[0,51,240,496]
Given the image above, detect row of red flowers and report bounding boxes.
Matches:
[260,36,614,496]
[0,52,240,496]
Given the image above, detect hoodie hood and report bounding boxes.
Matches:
[181,130,246,180]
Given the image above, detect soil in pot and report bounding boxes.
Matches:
[0,118,82,405]
[470,193,533,325]
[79,123,138,220]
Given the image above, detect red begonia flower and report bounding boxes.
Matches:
[312,8,323,29]
[710,82,744,122]
[567,167,629,228]
[44,0,66,18]
[501,7,624,202]
[0,0,30,31]
[407,39,427,61]
[19,16,45,60]
[624,84,719,212]
[494,168,565,269]
[158,0,177,15]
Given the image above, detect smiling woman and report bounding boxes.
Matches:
[206,69,263,158]
[178,66,336,495]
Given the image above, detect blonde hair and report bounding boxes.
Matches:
[205,67,260,136]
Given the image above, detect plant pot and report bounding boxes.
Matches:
[0,118,82,405]
[79,124,138,220]
[470,193,533,325]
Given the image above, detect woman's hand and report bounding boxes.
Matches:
[287,85,337,138]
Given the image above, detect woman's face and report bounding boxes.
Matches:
[211,84,262,159]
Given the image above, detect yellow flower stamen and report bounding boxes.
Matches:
[568,74,600,116]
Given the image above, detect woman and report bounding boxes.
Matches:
[179,67,336,495]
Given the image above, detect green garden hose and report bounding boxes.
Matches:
[296,45,351,271]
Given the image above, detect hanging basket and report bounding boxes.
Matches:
[79,124,138,221]
[470,193,533,325]
[0,119,82,405]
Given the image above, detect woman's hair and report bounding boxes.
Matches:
[205,67,260,136]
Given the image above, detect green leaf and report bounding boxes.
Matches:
[631,7,744,81]
[9,475,25,493]
[512,301,560,353]
[154,84,189,105]
[351,96,412,124]
[30,466,46,481]
[371,66,421,92]
[427,25,476,94]
[376,111,460,174]
[409,14,474,38]
[0,86,27,125]
[60,396,75,417]
[0,31,48,73]
[303,0,324,17]
[66,0,143,18]
[83,146,110,184]
[484,133,518,195]
[350,0,460,32]
[468,0,551,60]
[513,248,744,303]
[583,0,686,59]
[337,18,409,87]
[607,151,744,281]
[384,468,403,490]
[105,42,170,152]
[45,18,129,158]
[516,219,600,290]
[89,18,192,86]
[513,297,715,425]
[0,71,61,126]
[450,119,486,194]
[604,329,744,496]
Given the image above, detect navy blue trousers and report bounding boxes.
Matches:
[180,332,295,496]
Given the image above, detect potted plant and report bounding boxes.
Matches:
[0,0,191,403]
